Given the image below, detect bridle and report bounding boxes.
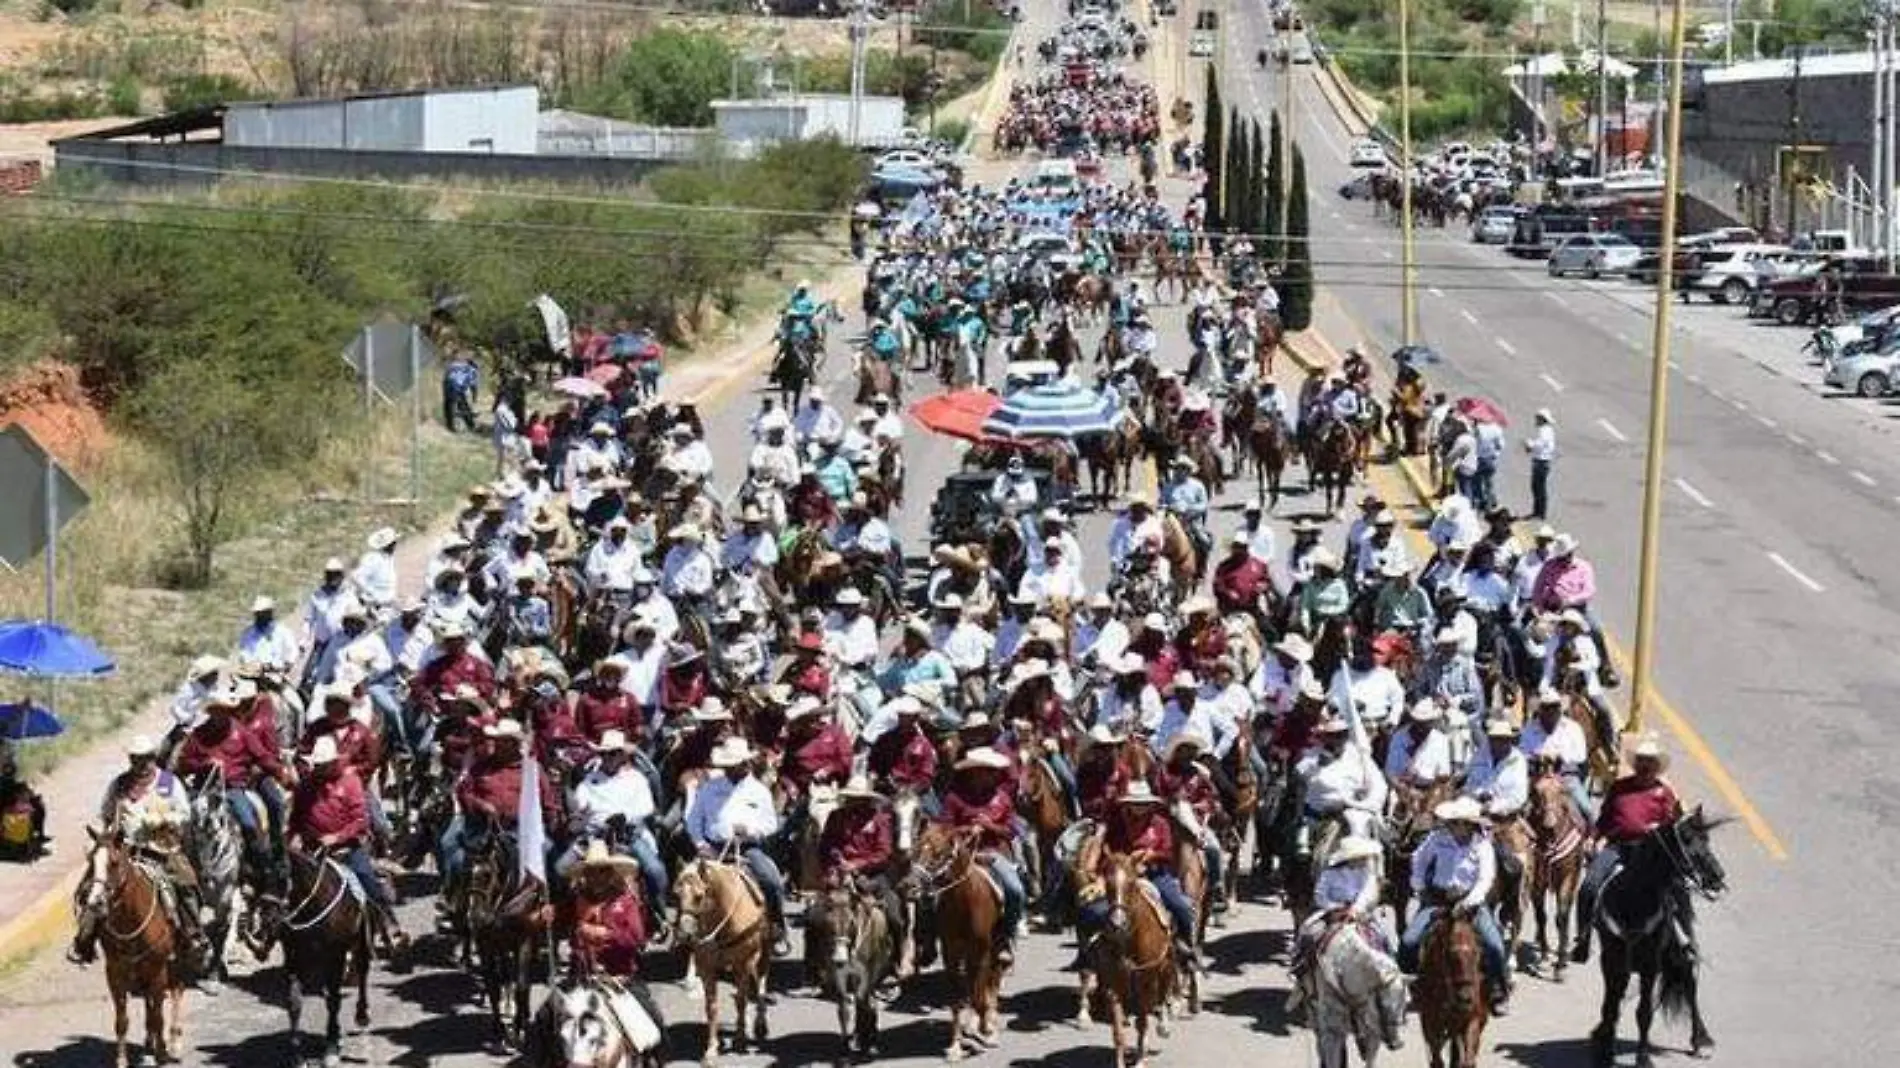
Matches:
[98,849,163,961]
[1655,818,1724,902]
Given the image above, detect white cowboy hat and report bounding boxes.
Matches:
[1447,535,1476,553]
[1123,492,1154,509]
[128,734,158,758]
[1534,523,1557,541]
[692,698,733,723]
[1308,546,1341,570]
[903,616,933,643]
[1118,781,1165,806]
[588,421,614,436]
[1006,658,1051,690]
[436,618,469,641]
[1558,608,1589,628]
[954,746,1010,772]
[667,523,701,542]
[1299,676,1327,702]
[367,527,399,551]
[484,718,525,741]
[1434,627,1461,645]
[1485,719,1521,739]
[785,695,825,722]
[1373,509,1398,526]
[307,735,342,766]
[1632,736,1669,765]
[606,516,632,532]
[322,557,347,573]
[711,737,754,769]
[1315,715,1351,735]
[1550,533,1579,557]
[1040,507,1068,524]
[573,839,641,876]
[835,587,866,607]
[1026,618,1065,646]
[250,595,275,614]
[1116,652,1148,676]
[957,712,994,733]
[1141,612,1167,632]
[1535,686,1563,707]
[1434,796,1484,824]
[1165,732,1205,760]
[1229,529,1251,546]
[1086,723,1126,747]
[1273,634,1314,662]
[1535,408,1554,424]
[881,694,924,718]
[1378,555,1409,579]
[838,774,886,803]
[1329,836,1383,865]
[1181,595,1215,616]
[593,729,635,753]
[188,654,228,679]
[935,591,965,611]
[1171,671,1200,692]
[1408,699,1444,723]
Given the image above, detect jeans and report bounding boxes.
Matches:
[367,682,412,756]
[1473,459,1498,512]
[443,383,477,433]
[1529,459,1552,519]
[1149,871,1196,941]
[1045,753,1078,811]
[986,855,1026,938]
[341,844,392,908]
[737,846,786,925]
[366,790,393,843]
[1201,841,1225,904]
[1455,470,1479,502]
[1400,904,1507,988]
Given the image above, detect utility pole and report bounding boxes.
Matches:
[1531,1,1546,146]
[1787,46,1804,236]
[1400,0,1418,345]
[1888,8,1898,256]
[1652,0,1665,163]
[848,0,868,148]
[1596,0,1611,175]
[1724,0,1735,64]
[1874,10,1887,259]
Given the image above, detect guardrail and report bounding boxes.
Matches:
[1304,33,1402,163]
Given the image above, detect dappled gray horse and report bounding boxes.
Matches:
[1313,921,1408,1068]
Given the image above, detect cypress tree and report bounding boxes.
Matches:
[1225,108,1247,241]
[1202,65,1223,232]
[1283,143,1314,331]
[1247,118,1265,248]
[1264,110,1285,263]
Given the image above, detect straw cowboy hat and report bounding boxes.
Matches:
[1085,723,1126,748]
[1273,634,1314,663]
[128,734,159,759]
[1164,732,1206,761]
[593,729,636,753]
[1329,836,1383,865]
[711,737,754,769]
[838,774,886,804]
[1118,781,1165,807]
[1485,719,1521,739]
[1434,796,1484,824]
[692,698,733,723]
[1632,735,1669,768]
[307,735,342,766]
[954,746,1011,773]
[572,839,640,878]
[367,527,399,552]
[1315,715,1351,736]
[484,719,525,742]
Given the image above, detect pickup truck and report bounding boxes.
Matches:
[1751,256,1900,326]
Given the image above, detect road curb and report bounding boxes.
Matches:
[0,866,81,965]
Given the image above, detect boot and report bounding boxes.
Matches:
[1488,978,1513,1016]
[1571,896,1595,963]
[1173,935,1200,972]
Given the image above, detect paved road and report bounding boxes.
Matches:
[1225,8,1900,1063]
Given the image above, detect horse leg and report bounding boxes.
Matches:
[1554,875,1576,983]
[1107,992,1129,1068]
[731,981,749,1054]
[944,967,966,1061]
[752,965,770,1042]
[1686,967,1715,1053]
[701,970,722,1065]
[322,975,343,1068]
[1592,947,1630,1068]
[1634,963,1660,1068]
[143,991,165,1067]
[512,944,533,1044]
[286,966,305,1068]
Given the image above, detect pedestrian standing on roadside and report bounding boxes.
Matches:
[442,350,480,433]
[1524,408,1557,521]
[1472,416,1505,513]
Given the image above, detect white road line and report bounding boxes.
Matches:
[1685,373,1703,384]
[1380,249,1395,260]
[1674,478,1715,509]
[1709,387,1729,402]
[1816,450,1840,466]
[1853,470,1877,486]
[1459,309,1479,326]
[1545,292,1570,309]
[1538,372,1566,392]
[1766,552,1826,593]
[1789,433,1809,446]
[1614,333,1634,346]
[1428,286,1445,297]
[1733,400,1751,412]
[1754,414,1778,429]
[1596,418,1628,442]
[1495,337,1518,355]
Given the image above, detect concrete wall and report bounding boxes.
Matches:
[1683,68,1870,192]
[422,86,538,154]
[55,140,669,189]
[226,95,427,151]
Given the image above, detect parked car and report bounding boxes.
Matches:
[1808,305,1900,363]
[1470,205,1518,244]
[1289,36,1315,63]
[1752,256,1900,326]
[1338,173,1374,199]
[1682,243,1790,305]
[1508,208,1590,258]
[1349,138,1385,168]
[1823,344,1900,398]
[1547,233,1642,278]
[1016,230,1082,272]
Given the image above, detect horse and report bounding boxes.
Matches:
[1251,417,1292,509]
[673,858,770,1066]
[771,333,820,411]
[1088,851,1178,1068]
[1489,814,1532,982]
[1217,730,1260,911]
[527,976,667,1068]
[466,831,547,1046]
[907,824,1004,1061]
[1159,511,1203,594]
[803,880,899,1064]
[1525,766,1587,982]
[1312,920,1408,1068]
[1308,419,1360,515]
[1018,752,1070,922]
[855,355,901,407]
[84,832,186,1068]
[1590,809,1727,1068]
[1077,422,1139,508]
[1415,908,1488,1068]
[1384,780,1453,924]
[257,846,371,1068]
[184,769,245,986]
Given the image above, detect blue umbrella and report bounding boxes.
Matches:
[0,620,115,678]
[0,702,62,739]
[981,381,1120,440]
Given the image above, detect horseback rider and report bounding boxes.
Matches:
[686,737,789,955]
[1398,796,1514,1014]
[288,734,408,950]
[71,734,214,976]
[1295,547,1350,636]
[867,696,939,802]
[1385,699,1453,789]
[795,389,845,448]
[562,729,667,919]
[567,840,649,977]
[1520,688,1593,818]
[1294,712,1387,848]
[1099,782,1201,969]
[1571,737,1684,965]
[816,773,905,946]
[1541,608,1620,764]
[1285,835,1389,1019]
[1156,731,1226,913]
[174,685,294,891]
[1162,455,1212,567]
[939,747,1027,966]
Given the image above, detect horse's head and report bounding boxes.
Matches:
[672,859,714,938]
[82,825,123,914]
[1527,767,1575,838]
[1100,851,1140,934]
[552,984,625,1068]
[1667,806,1731,901]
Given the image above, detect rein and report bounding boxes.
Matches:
[101,860,164,960]
[1656,821,1722,901]
[283,856,350,933]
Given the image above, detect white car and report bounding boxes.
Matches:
[1683,243,1788,305]
[1348,139,1384,168]
[1546,233,1643,278]
[1016,231,1082,271]
[874,149,938,173]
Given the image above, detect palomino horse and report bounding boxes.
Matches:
[1590,810,1727,1068]
[1525,765,1587,981]
[673,859,770,1065]
[1416,907,1489,1068]
[260,846,371,1068]
[803,881,899,1063]
[1159,511,1202,594]
[908,824,1005,1062]
[1312,920,1408,1068]
[1090,851,1179,1068]
[84,832,186,1068]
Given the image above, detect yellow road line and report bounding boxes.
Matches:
[1283,326,1790,861]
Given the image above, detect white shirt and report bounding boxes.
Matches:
[1357,536,1410,583]
[825,612,881,668]
[935,621,994,673]
[383,617,435,673]
[572,766,657,834]
[834,518,894,556]
[1410,828,1494,910]
[1241,520,1277,566]
[667,440,715,482]
[169,678,214,730]
[302,584,351,646]
[1541,633,1604,697]
[1107,513,1164,568]
[1095,684,1164,733]
[1152,699,1214,755]
[686,774,780,846]
[660,545,715,599]
[337,631,395,681]
[989,474,1039,511]
[1463,747,1529,818]
[584,539,642,592]
[1520,714,1588,773]
[1511,549,1549,605]
[1446,431,1479,476]
[870,412,904,441]
[426,590,484,633]
[1345,666,1406,730]
[1025,530,1086,579]
[748,441,800,487]
[1250,657,1313,718]
[236,621,300,673]
[1525,424,1557,462]
[1298,746,1388,815]
[619,641,665,707]
[794,403,845,444]
[1474,421,1506,464]
[485,550,551,595]
[1202,682,1252,757]
[1018,564,1086,607]
[721,531,780,572]
[1075,617,1129,668]
[1384,727,1453,784]
[630,593,679,646]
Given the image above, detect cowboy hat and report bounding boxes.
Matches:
[882,694,924,718]
[1181,595,1215,617]
[1315,715,1351,735]
[250,595,275,614]
[1557,608,1589,628]
[1171,671,1200,692]
[1484,718,1520,739]
[593,729,635,753]
[1273,634,1314,662]
[1141,612,1167,632]
[1408,699,1444,723]
[1550,533,1578,557]
[484,719,525,742]
[1434,627,1461,645]
[1632,736,1668,766]
[1299,676,1327,702]
[1308,547,1341,571]
[1118,781,1165,806]
[903,616,933,643]
[1087,591,1112,609]
[1329,836,1383,865]
[1229,529,1251,546]
[1373,509,1397,526]
[572,839,641,876]
[1085,723,1126,747]
[367,527,399,551]
[1379,555,1409,579]
[127,733,159,758]
[1534,523,1557,541]
[667,523,701,542]
[531,512,560,534]
[692,698,733,723]
[588,421,614,436]
[785,695,825,722]
[666,644,703,668]
[711,737,753,769]
[1164,732,1205,759]
[1290,517,1323,534]
[838,774,885,803]
[1005,659,1051,690]
[957,712,995,733]
[188,654,228,679]
[322,557,347,573]
[1534,686,1563,708]
[1026,618,1065,646]
[954,746,1010,772]
[1434,796,1484,824]
[835,588,866,607]
[307,735,342,766]
[1115,652,1148,676]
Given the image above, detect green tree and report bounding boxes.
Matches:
[601,29,741,126]
[1282,143,1314,330]
[1225,107,1247,239]
[1202,65,1224,231]
[1264,110,1285,262]
[1247,118,1265,246]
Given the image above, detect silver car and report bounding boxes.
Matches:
[1824,346,1900,397]
[1546,233,1642,279]
[1470,206,1516,244]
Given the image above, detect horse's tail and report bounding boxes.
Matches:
[1656,926,1699,1022]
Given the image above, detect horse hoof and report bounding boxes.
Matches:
[945,1044,965,1062]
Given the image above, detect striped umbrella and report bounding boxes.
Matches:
[981,381,1120,440]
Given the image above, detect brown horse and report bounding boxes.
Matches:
[1077,423,1139,507]
[909,825,1004,1062]
[1072,274,1112,325]
[260,846,371,1068]
[1415,908,1490,1068]
[1218,731,1260,910]
[1017,755,1068,925]
[1385,779,1455,924]
[673,859,770,1066]
[1525,766,1587,982]
[1490,815,1532,983]
[1255,312,1285,378]
[1308,419,1360,515]
[85,834,186,1068]
[856,357,901,407]
[1159,512,1202,595]
[466,832,548,1046]
[1090,852,1179,1068]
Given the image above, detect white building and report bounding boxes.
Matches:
[223,84,540,155]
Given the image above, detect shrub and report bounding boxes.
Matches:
[914,0,1012,65]
[162,74,260,112]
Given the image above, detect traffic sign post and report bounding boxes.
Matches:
[341,316,438,508]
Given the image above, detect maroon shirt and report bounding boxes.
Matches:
[456,753,560,826]
[783,722,854,799]
[869,724,938,792]
[177,714,287,789]
[1213,553,1270,612]
[940,780,1014,852]
[1103,805,1172,866]
[289,768,369,845]
[1597,776,1681,843]
[413,652,498,717]
[575,688,644,744]
[301,717,378,778]
[1077,753,1132,822]
[1156,761,1219,823]
[572,891,647,977]
[820,803,895,875]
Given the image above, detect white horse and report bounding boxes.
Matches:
[1312,921,1408,1068]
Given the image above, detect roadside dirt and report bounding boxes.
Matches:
[0,361,113,471]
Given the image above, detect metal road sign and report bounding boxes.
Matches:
[0,424,89,571]
[342,317,438,400]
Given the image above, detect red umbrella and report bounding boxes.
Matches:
[908,389,1002,442]
[1455,396,1510,426]
[585,362,625,387]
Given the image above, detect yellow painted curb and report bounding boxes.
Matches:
[0,865,81,962]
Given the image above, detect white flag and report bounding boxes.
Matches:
[517,753,547,884]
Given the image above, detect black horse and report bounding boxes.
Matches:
[1591,809,1728,1068]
